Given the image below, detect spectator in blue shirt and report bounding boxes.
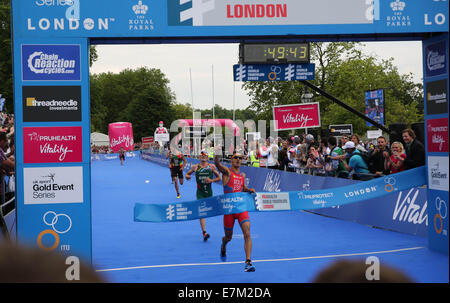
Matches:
[340,141,370,177]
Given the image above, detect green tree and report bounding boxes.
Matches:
[242,42,423,138]
[90,67,177,140]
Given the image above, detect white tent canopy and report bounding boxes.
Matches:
[91,132,109,146]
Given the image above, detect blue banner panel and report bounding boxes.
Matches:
[14,37,92,263]
[365,89,384,127]
[233,64,315,82]
[21,44,81,81]
[423,33,449,255]
[11,0,449,39]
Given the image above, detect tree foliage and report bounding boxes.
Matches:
[243,42,423,137]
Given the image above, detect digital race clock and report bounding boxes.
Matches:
[240,42,310,64]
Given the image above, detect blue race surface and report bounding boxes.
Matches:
[91,156,449,283]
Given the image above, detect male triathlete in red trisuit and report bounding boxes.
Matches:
[214,149,256,272]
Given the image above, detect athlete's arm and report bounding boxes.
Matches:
[185,164,197,180]
[241,173,256,193]
[206,164,222,183]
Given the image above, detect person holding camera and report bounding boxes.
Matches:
[368,136,391,176]
[305,144,325,175]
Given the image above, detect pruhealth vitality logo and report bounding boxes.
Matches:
[23,126,83,163]
[22,44,81,81]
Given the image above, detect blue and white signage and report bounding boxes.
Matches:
[233,63,315,82]
[22,44,81,81]
[425,40,447,78]
[12,0,449,38]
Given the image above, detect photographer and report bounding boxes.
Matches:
[368,136,390,176]
[305,144,325,175]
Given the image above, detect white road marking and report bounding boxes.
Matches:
[95,246,425,273]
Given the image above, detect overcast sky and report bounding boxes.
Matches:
[89,41,423,111]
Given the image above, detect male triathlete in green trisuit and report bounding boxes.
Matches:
[185,150,221,241]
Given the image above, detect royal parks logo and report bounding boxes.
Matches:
[129,0,154,31]
[386,0,411,28]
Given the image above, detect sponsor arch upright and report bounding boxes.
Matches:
[11,0,449,262]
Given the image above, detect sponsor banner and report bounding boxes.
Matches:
[427,190,449,253]
[255,192,291,211]
[426,79,448,115]
[426,118,449,153]
[273,103,321,131]
[21,44,81,81]
[365,89,384,127]
[108,122,134,152]
[23,166,84,205]
[136,153,426,221]
[233,64,315,82]
[316,188,428,237]
[142,151,428,235]
[154,133,170,142]
[428,156,449,192]
[22,85,81,122]
[168,0,371,26]
[142,136,154,144]
[135,192,256,223]
[12,0,449,37]
[23,126,83,163]
[329,124,353,137]
[425,40,447,78]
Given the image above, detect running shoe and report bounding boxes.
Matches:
[244,261,255,272]
[203,232,210,242]
[176,193,181,198]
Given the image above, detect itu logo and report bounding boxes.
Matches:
[37,211,73,251]
[384,176,396,192]
[434,196,448,236]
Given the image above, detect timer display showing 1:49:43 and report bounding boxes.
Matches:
[264,46,308,60]
[240,43,310,64]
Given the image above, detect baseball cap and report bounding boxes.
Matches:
[306,134,314,141]
[343,141,355,149]
[159,121,163,124]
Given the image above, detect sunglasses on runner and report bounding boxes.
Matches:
[232,156,243,160]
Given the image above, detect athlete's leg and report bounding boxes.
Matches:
[240,221,252,261]
[173,177,180,196]
[221,215,234,258]
[200,218,210,241]
[240,221,255,272]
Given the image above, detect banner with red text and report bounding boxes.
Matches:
[272,103,320,131]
